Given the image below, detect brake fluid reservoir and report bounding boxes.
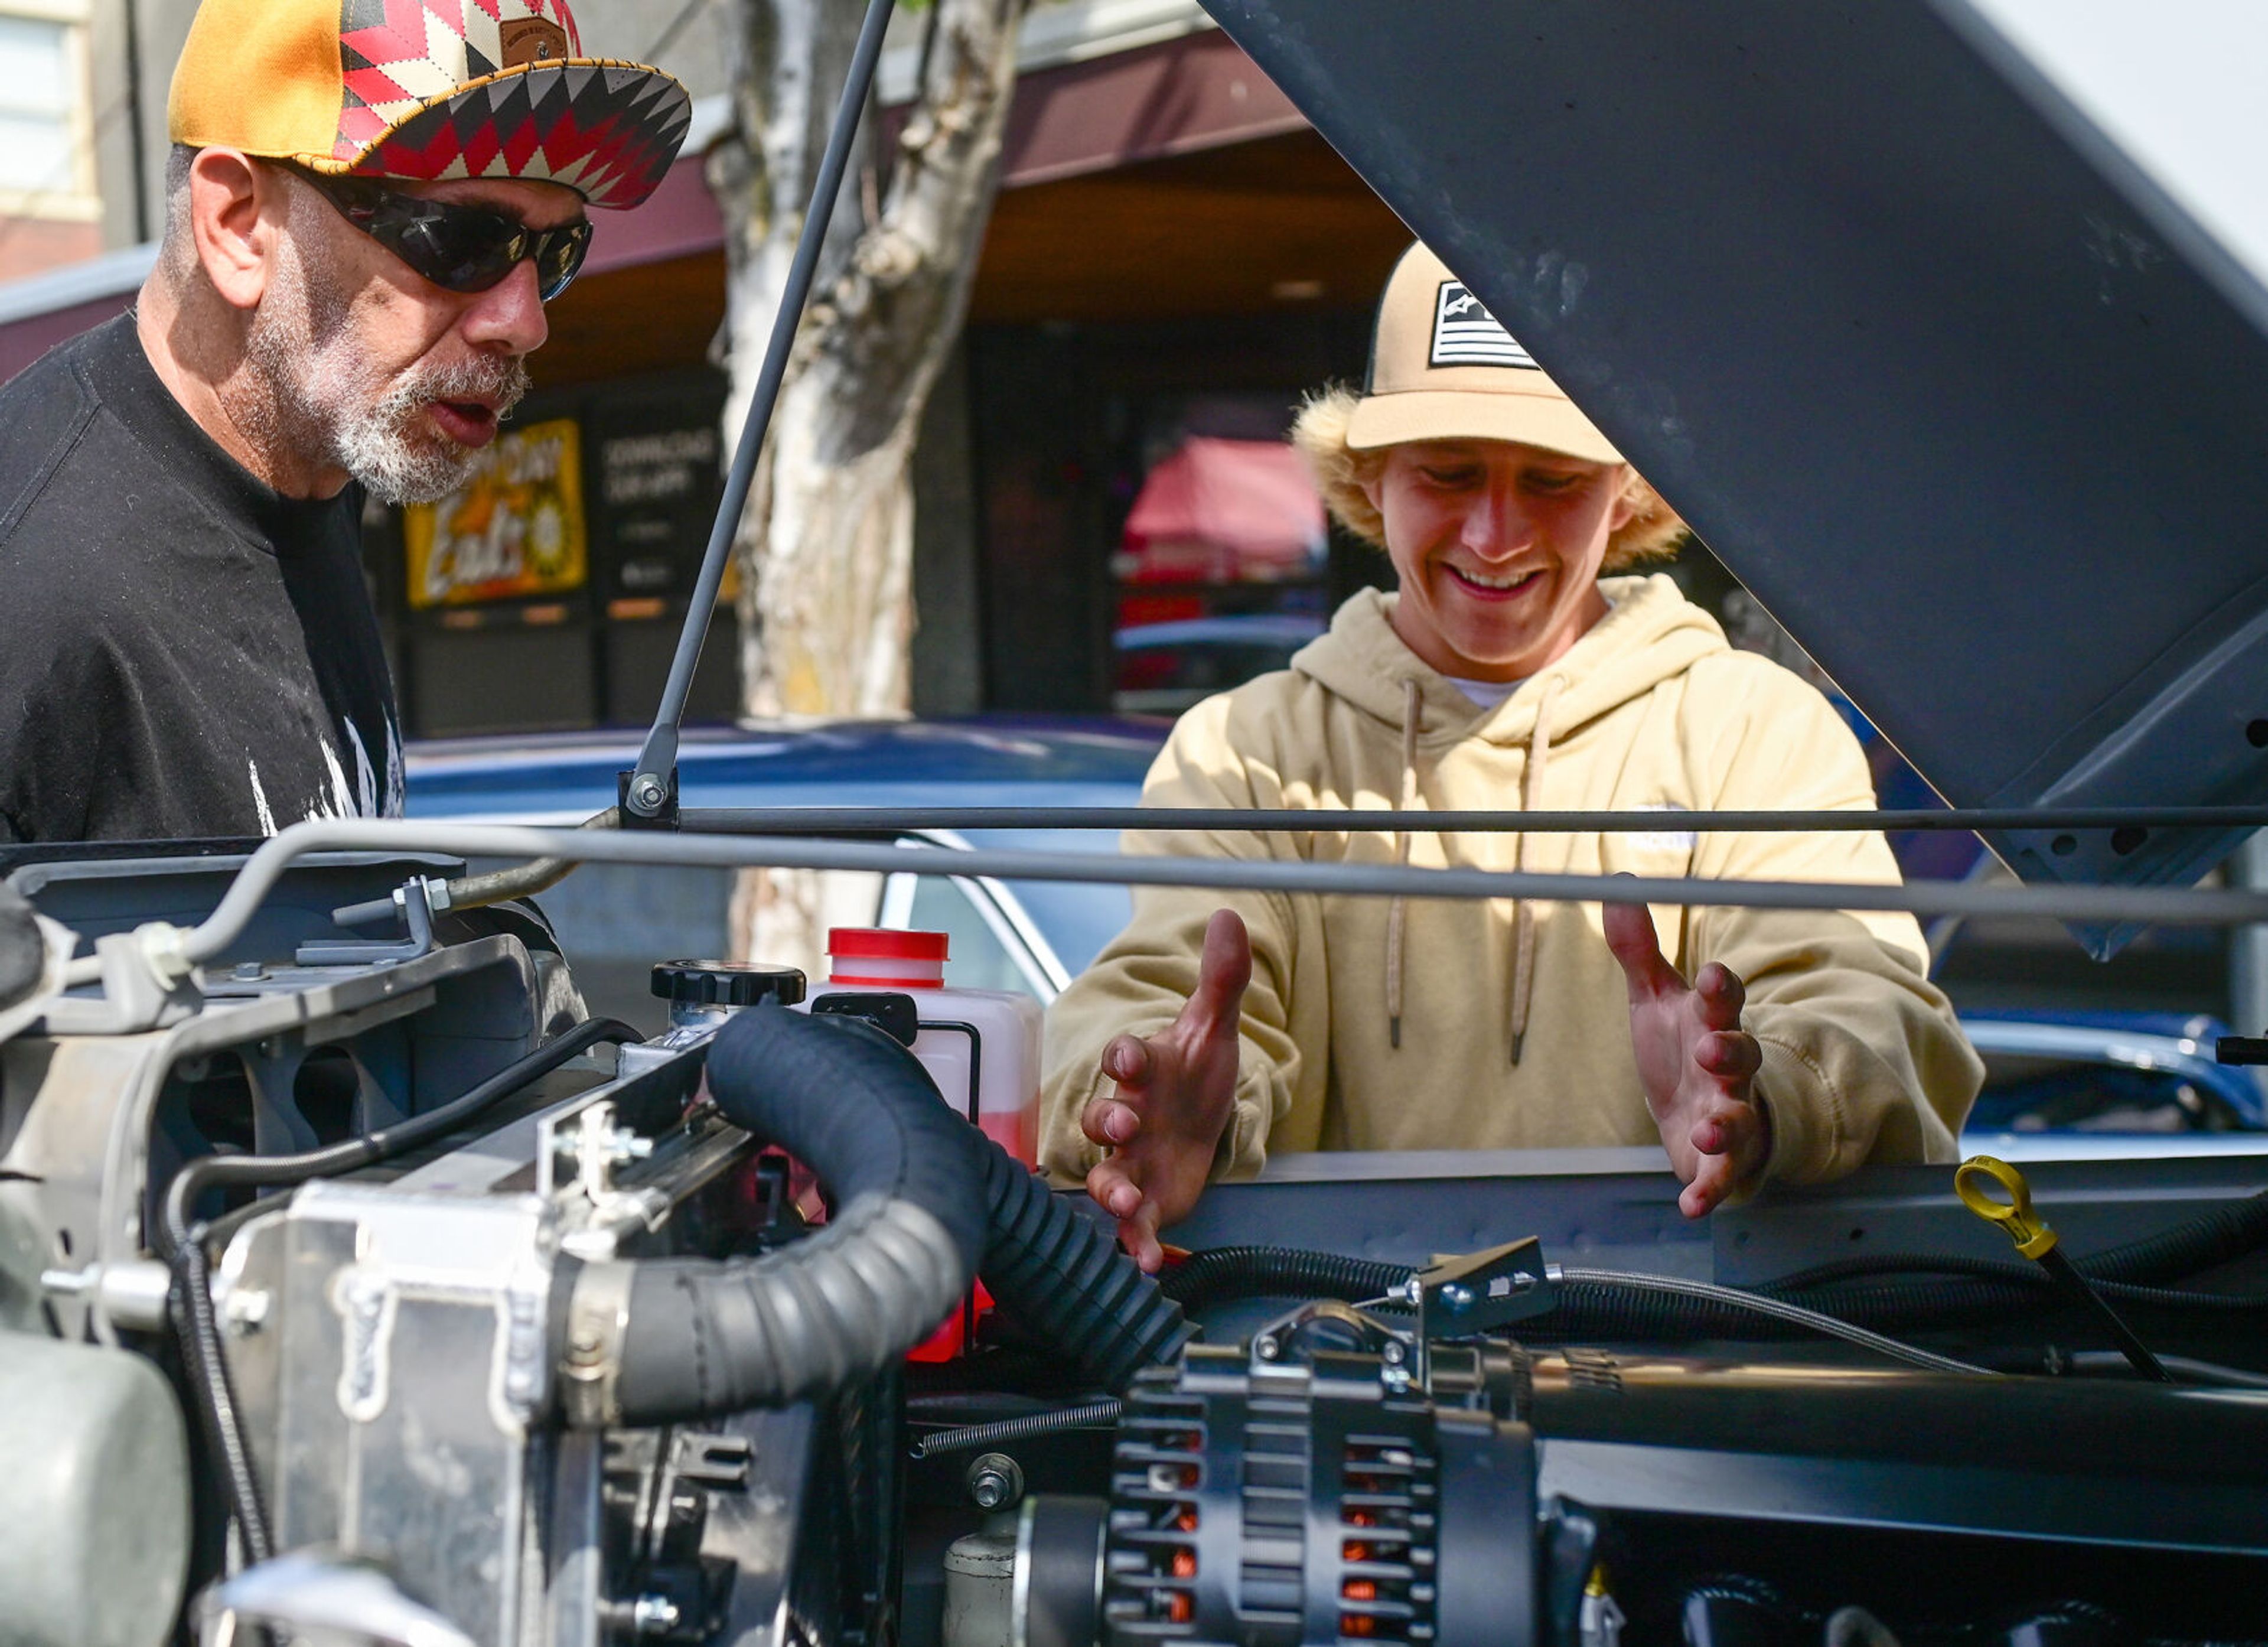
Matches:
[819,927,1044,1164]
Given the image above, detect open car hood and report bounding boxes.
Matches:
[1201,0,2268,933]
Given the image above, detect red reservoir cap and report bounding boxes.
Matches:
[826,927,949,987]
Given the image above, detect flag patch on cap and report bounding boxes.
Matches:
[1430,282,1539,370]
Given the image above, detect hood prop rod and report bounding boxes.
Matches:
[623,0,897,822]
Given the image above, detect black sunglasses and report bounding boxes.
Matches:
[289,167,593,302]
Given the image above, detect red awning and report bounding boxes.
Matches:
[1119,435,1325,584]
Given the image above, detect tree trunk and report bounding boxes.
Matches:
[710,0,1028,971]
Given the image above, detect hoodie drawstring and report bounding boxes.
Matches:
[1508,675,1564,1065]
[1385,677,1420,1049]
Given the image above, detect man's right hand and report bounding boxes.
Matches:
[1081,908,1252,1272]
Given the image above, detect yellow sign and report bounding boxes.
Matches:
[404,418,588,609]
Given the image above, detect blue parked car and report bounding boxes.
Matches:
[409,719,2266,1138]
[407,718,1168,1020]
[1112,614,1327,715]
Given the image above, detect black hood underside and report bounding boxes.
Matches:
[1201,0,2268,938]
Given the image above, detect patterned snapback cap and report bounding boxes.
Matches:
[168,0,691,210]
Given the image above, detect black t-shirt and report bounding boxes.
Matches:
[0,313,403,843]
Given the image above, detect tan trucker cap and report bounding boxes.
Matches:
[1344,242,1624,463]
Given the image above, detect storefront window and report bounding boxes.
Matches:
[0,14,82,201]
[374,371,737,739]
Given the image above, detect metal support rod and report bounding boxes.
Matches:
[673,803,2268,836]
[625,0,898,817]
[57,818,2268,992]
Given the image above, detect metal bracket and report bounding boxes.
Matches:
[296,877,439,968]
[1249,1297,1397,1371]
[618,766,680,831]
[561,1260,634,1430]
[35,928,204,1034]
[1413,1237,1555,1342]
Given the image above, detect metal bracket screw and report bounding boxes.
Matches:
[559,1101,654,1200]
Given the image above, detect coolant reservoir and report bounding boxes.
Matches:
[819,927,1043,1164]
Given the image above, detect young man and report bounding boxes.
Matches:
[0,0,688,842]
[1041,242,1982,1269]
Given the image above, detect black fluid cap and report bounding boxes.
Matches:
[651,960,807,1008]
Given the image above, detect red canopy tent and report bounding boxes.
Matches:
[1118,435,1327,586]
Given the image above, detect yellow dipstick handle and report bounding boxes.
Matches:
[1956,1155,2059,1259]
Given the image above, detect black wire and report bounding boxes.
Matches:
[159,1016,641,1255]
[1765,1256,2268,1315]
[170,1238,273,1564]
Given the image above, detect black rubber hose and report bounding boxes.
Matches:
[611,1007,991,1422]
[159,1016,642,1255]
[169,1237,272,1565]
[979,1148,1194,1392]
[608,1008,1191,1423]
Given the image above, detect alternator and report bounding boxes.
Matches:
[1016,1341,1537,1647]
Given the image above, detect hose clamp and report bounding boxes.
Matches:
[559,1261,634,1428]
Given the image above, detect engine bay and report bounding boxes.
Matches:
[4,851,2267,1647]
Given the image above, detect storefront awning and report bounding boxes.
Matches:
[1119,435,1323,584]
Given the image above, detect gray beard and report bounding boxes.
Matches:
[245,232,530,506]
[330,356,533,506]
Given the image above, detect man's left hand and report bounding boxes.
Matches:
[1602,896,1770,1217]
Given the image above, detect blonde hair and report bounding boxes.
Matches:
[1290,385,1689,569]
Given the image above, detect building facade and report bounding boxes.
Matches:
[0,0,106,281]
[0,0,1413,734]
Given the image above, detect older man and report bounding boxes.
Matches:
[1041,242,1982,1268]
[0,0,687,842]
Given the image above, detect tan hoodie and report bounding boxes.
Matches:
[1041,574,1982,1188]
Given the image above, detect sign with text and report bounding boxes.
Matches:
[404,418,588,609]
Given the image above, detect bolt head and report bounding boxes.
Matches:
[1255,1336,1280,1360]
[631,1594,682,1635]
[631,776,667,811]
[966,1452,1024,1511]
[1440,1283,1475,1313]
